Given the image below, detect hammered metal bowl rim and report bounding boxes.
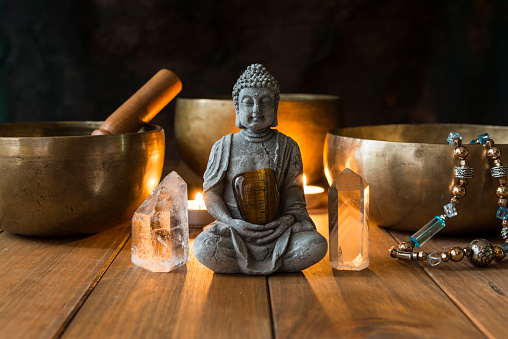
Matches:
[0,121,163,140]
[328,123,508,145]
[178,93,340,103]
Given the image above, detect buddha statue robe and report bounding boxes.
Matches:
[193,129,327,275]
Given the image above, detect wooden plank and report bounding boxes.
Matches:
[62,236,272,339]
[268,212,485,338]
[390,228,508,339]
[0,224,130,339]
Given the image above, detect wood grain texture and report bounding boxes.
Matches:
[62,237,272,339]
[0,224,130,339]
[268,212,485,338]
[390,229,508,339]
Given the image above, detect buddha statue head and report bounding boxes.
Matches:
[232,64,280,130]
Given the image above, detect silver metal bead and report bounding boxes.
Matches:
[491,166,508,178]
[453,138,462,146]
[486,139,495,147]
[499,198,508,207]
[493,246,506,262]
[460,159,469,167]
[494,159,503,167]
[463,247,472,256]
[467,239,494,267]
[417,251,428,261]
[449,247,464,262]
[389,248,424,261]
[459,178,468,186]
[499,177,507,185]
[454,166,474,179]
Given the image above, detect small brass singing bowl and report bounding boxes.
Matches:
[175,94,341,184]
[324,124,508,235]
[0,122,165,236]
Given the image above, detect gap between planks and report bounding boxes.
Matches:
[61,231,273,339]
[389,228,508,339]
[0,224,130,339]
[56,229,131,337]
[267,212,485,338]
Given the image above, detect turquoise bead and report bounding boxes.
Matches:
[478,133,490,145]
[446,132,462,146]
[410,216,446,248]
[497,206,508,220]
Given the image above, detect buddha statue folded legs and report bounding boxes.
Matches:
[194,220,327,274]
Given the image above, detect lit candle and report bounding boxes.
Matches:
[188,193,215,227]
[303,174,325,209]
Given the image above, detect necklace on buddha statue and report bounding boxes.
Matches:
[239,128,275,143]
[389,132,508,267]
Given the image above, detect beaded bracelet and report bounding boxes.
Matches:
[389,132,508,267]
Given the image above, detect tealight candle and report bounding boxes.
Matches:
[188,193,215,227]
[303,174,325,209]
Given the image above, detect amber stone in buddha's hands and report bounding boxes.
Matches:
[233,168,279,225]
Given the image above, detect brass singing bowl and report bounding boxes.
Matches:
[175,94,341,184]
[324,124,508,235]
[0,122,165,236]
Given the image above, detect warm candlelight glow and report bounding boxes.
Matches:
[303,173,325,208]
[188,192,215,226]
[195,193,205,210]
[303,174,325,194]
[188,192,207,211]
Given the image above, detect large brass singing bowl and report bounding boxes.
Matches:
[175,94,341,184]
[0,122,165,236]
[324,124,508,235]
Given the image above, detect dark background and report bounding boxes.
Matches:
[1,0,508,130]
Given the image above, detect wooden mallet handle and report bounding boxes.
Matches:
[92,69,182,135]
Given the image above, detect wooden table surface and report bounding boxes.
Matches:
[1,209,507,339]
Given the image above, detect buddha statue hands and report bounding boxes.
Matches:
[193,64,327,275]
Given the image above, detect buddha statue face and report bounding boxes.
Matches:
[233,64,280,130]
[238,87,276,132]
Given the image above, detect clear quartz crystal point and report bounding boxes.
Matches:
[131,171,189,272]
[328,168,369,270]
[428,252,443,266]
[410,216,445,248]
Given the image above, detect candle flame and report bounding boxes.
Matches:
[303,174,307,189]
[196,192,205,210]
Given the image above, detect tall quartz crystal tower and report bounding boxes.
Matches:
[328,168,369,270]
[132,171,189,272]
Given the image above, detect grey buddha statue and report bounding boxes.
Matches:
[193,64,327,275]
